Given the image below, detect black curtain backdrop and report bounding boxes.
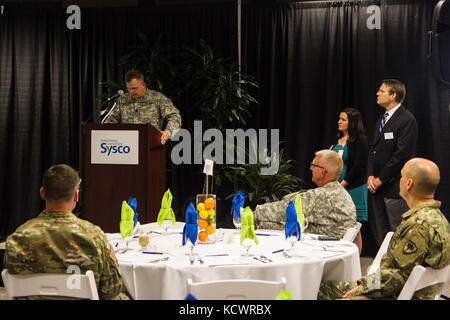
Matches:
[0,5,72,239]
[242,0,450,210]
[1,0,449,240]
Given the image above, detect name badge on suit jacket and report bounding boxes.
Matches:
[384,132,394,140]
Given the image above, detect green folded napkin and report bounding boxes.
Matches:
[120,200,135,239]
[294,194,305,230]
[157,189,176,227]
[240,206,259,245]
[274,290,292,300]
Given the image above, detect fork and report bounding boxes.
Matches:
[260,255,273,263]
[303,242,347,253]
[149,256,169,263]
[253,256,267,263]
[282,250,309,259]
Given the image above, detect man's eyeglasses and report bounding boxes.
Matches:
[310,163,327,172]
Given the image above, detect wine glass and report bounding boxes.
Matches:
[233,214,241,231]
[286,234,298,253]
[299,217,309,240]
[161,219,172,234]
[232,207,241,235]
[184,236,196,264]
[241,238,254,257]
[301,217,309,232]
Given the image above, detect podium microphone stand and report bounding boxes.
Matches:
[101,100,118,124]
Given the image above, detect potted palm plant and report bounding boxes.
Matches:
[225,140,304,209]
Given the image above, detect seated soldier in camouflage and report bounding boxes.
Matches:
[318,158,450,300]
[254,149,357,238]
[4,164,126,300]
[103,69,181,146]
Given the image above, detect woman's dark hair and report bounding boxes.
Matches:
[336,108,366,143]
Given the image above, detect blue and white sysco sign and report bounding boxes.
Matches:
[91,130,139,165]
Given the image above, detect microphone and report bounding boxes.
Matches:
[98,90,124,117]
[106,90,124,101]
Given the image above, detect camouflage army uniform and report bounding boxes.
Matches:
[254,181,357,238]
[104,89,181,137]
[4,210,123,300]
[318,200,450,300]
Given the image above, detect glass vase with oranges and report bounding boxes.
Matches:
[196,194,216,244]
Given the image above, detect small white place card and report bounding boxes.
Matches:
[203,159,214,176]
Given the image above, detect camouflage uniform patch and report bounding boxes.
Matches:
[254,181,357,238]
[104,89,181,137]
[318,200,450,300]
[4,210,123,300]
[109,243,117,264]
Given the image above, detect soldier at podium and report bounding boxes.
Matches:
[103,69,181,145]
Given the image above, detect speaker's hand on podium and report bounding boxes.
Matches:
[161,131,170,145]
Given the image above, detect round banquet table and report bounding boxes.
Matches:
[106,223,362,300]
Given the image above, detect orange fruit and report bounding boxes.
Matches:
[206,225,215,235]
[199,209,208,220]
[196,202,205,211]
[198,231,208,242]
[204,197,215,210]
[198,219,208,229]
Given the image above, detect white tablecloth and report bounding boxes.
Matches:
[107,223,361,300]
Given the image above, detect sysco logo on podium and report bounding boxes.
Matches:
[100,143,131,156]
[91,131,138,165]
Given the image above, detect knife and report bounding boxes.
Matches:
[205,254,229,257]
[253,256,267,263]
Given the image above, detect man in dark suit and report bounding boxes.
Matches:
[367,79,418,246]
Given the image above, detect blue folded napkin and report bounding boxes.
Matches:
[185,293,197,300]
[285,201,301,240]
[127,197,138,228]
[232,191,245,220]
[182,202,198,246]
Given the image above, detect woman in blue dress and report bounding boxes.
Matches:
[331,108,368,254]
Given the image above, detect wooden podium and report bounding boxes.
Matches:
[81,123,165,233]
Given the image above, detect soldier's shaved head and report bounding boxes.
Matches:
[400,158,440,208]
[403,158,440,196]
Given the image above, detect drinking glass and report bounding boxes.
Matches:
[302,217,309,232]
[138,233,150,251]
[241,238,254,257]
[286,235,298,253]
[232,214,241,231]
[300,217,309,241]
[161,219,173,234]
[184,236,196,264]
